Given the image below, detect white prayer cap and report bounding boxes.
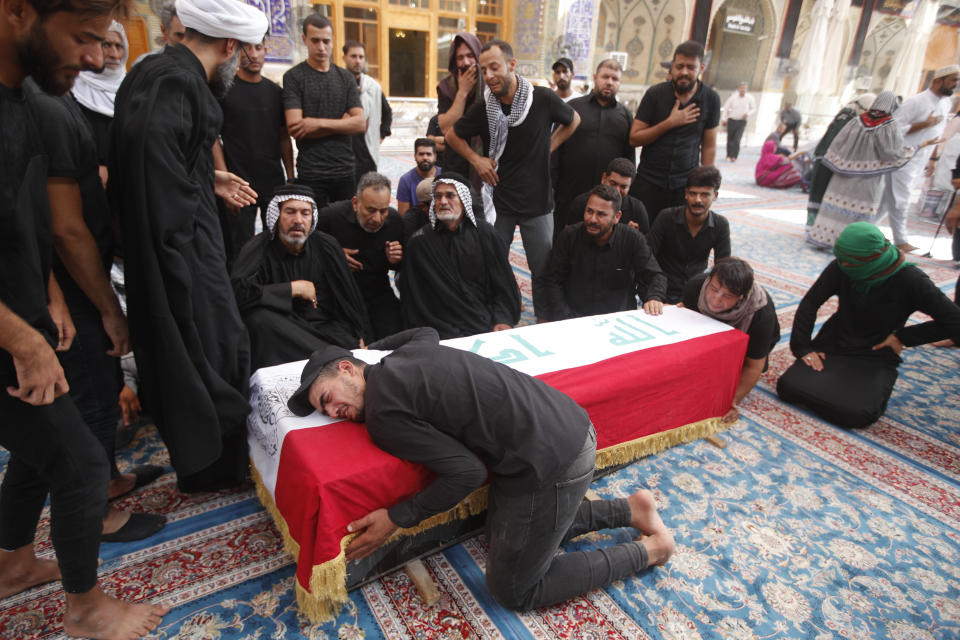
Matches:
[934,64,960,80]
[176,0,268,44]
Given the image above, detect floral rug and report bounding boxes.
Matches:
[3,143,960,639]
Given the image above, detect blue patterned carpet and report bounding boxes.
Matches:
[3,142,960,639]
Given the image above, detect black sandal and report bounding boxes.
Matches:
[101,512,167,542]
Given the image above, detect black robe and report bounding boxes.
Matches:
[315,199,404,340]
[108,45,251,490]
[399,218,520,338]
[231,231,372,368]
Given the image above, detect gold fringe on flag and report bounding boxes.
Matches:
[595,417,727,469]
[250,416,728,622]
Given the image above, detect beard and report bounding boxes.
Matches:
[209,49,240,98]
[671,75,695,95]
[279,227,308,251]
[436,208,461,222]
[417,160,435,173]
[556,77,570,91]
[16,21,78,95]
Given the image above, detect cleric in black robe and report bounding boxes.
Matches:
[232,185,372,368]
[107,6,268,492]
[399,173,521,338]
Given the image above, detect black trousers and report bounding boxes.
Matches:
[629,178,685,226]
[296,176,356,210]
[776,353,899,428]
[0,392,108,593]
[58,293,121,478]
[726,118,747,160]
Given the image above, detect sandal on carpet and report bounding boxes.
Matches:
[101,512,166,542]
[129,464,165,490]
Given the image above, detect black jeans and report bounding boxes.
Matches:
[296,176,356,209]
[57,293,121,478]
[0,392,108,593]
[484,425,648,610]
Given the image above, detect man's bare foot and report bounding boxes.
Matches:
[932,338,957,347]
[0,544,61,598]
[627,490,667,534]
[102,508,131,535]
[64,586,169,640]
[108,473,136,500]
[628,490,675,566]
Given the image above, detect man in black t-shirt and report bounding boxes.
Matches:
[554,59,635,234]
[0,1,169,636]
[681,258,779,423]
[28,82,166,542]
[216,35,294,265]
[647,166,731,303]
[283,14,364,207]
[447,39,580,321]
[629,40,720,224]
[562,157,649,233]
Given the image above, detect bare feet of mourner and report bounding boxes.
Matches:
[1,543,168,639]
[0,544,61,599]
[627,490,675,566]
[64,586,170,640]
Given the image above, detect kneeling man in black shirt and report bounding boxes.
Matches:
[682,257,780,423]
[543,184,666,321]
[287,328,675,610]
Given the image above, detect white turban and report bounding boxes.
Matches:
[176,0,268,44]
[934,65,960,80]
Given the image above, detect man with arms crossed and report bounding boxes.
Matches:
[286,330,675,610]
[283,14,364,207]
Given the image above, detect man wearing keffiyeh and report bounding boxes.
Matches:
[398,173,520,338]
[231,185,371,369]
[446,39,580,322]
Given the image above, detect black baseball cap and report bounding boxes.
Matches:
[286,344,353,417]
[552,57,573,73]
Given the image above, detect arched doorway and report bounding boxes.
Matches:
[704,0,776,91]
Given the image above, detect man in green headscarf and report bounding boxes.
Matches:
[777,222,960,428]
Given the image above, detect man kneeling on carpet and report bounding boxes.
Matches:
[777,222,960,428]
[681,257,780,424]
[286,329,675,610]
